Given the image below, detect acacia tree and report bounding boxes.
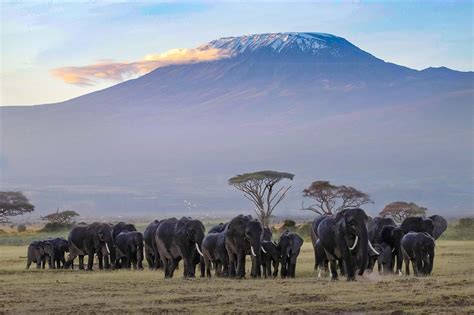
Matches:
[0,191,34,224]
[300,181,373,215]
[379,201,427,223]
[228,170,294,226]
[41,209,79,225]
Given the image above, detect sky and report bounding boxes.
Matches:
[1,1,473,106]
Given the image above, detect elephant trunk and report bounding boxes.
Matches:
[357,223,369,276]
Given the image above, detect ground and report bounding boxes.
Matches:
[0,241,473,314]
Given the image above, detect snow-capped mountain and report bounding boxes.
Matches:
[1,33,472,218]
[201,32,367,57]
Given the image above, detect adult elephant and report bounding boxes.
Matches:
[112,222,137,241]
[401,217,435,237]
[65,222,116,270]
[380,225,404,274]
[225,214,263,278]
[278,231,304,278]
[369,217,396,244]
[429,215,448,240]
[46,238,69,269]
[143,220,161,270]
[115,231,144,270]
[155,217,205,278]
[208,223,227,234]
[401,232,435,276]
[310,215,332,270]
[201,231,228,277]
[317,208,376,281]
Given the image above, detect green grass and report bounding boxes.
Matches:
[0,240,473,313]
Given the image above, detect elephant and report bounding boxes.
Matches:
[114,231,144,270]
[380,225,404,274]
[112,222,137,241]
[26,241,51,269]
[367,242,392,274]
[201,231,228,277]
[401,217,435,237]
[429,215,448,239]
[225,214,263,278]
[155,217,205,278]
[317,208,375,281]
[64,222,116,270]
[208,223,227,234]
[278,231,304,278]
[45,238,69,269]
[143,220,162,270]
[261,240,279,278]
[311,214,332,271]
[368,217,396,244]
[314,239,329,278]
[401,232,435,276]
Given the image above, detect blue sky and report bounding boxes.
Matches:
[1,1,472,105]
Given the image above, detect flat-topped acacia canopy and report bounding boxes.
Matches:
[228,171,295,185]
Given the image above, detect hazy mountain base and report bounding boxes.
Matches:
[0,241,473,314]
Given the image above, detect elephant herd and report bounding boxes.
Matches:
[26,214,304,279]
[311,209,447,280]
[26,210,447,281]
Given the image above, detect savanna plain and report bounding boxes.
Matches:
[1,236,473,314]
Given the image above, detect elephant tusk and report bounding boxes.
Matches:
[392,248,395,253]
[349,236,358,251]
[317,267,321,278]
[105,243,110,255]
[368,240,380,255]
[250,246,257,257]
[261,246,267,254]
[195,243,204,257]
[381,265,384,274]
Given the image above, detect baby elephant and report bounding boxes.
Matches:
[201,232,228,278]
[278,231,304,278]
[401,232,435,276]
[115,231,144,270]
[261,241,279,278]
[26,241,51,269]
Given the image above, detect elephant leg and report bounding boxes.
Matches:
[272,259,279,278]
[26,258,31,269]
[205,257,212,278]
[227,252,236,278]
[41,258,46,269]
[168,258,180,278]
[404,257,410,276]
[329,259,338,280]
[36,260,41,269]
[87,251,94,271]
[235,251,245,278]
[97,253,104,270]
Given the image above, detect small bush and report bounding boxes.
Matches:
[17,224,27,232]
[283,219,296,228]
[40,222,72,232]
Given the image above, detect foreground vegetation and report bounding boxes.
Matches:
[0,240,473,313]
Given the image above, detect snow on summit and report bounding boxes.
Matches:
[200,32,355,56]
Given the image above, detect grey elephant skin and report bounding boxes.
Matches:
[380,225,404,273]
[65,222,116,270]
[26,241,51,269]
[45,238,69,269]
[143,220,161,270]
[278,231,304,278]
[401,217,435,237]
[202,231,228,277]
[317,208,370,281]
[112,222,137,241]
[156,217,205,278]
[401,232,435,276]
[261,240,279,278]
[115,231,144,270]
[429,215,448,240]
[225,215,263,278]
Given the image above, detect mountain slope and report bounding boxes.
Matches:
[1,33,472,218]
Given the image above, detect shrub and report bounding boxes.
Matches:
[17,224,27,232]
[283,219,296,228]
[40,222,72,232]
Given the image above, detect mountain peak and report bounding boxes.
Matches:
[200,32,361,56]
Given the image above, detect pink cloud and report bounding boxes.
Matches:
[51,47,230,86]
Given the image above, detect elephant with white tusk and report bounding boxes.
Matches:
[155,217,205,279]
[225,214,263,279]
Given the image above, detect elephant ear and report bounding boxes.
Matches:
[176,217,189,236]
[291,234,304,252]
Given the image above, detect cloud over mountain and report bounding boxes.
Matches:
[51,47,230,86]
